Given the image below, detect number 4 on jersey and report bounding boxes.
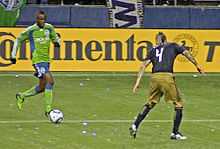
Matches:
[156,48,164,62]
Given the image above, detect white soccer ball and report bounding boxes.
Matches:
[49,109,64,123]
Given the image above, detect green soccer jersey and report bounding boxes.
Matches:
[11,23,60,64]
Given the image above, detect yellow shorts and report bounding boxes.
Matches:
[147,73,183,106]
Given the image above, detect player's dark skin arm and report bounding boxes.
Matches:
[54,33,61,47]
[133,60,151,93]
[182,50,204,73]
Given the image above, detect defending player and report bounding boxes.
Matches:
[10,10,60,117]
[129,32,204,140]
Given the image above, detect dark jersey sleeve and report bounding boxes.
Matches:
[146,47,154,61]
[174,43,186,54]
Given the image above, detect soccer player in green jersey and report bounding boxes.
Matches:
[10,10,60,118]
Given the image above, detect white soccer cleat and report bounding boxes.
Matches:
[170,132,187,140]
[129,124,137,139]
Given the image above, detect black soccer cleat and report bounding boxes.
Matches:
[45,110,52,119]
[129,124,137,139]
[45,111,49,118]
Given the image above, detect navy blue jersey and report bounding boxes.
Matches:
[147,43,186,73]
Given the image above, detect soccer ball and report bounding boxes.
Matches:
[49,109,64,123]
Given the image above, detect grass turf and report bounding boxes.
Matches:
[0,72,219,149]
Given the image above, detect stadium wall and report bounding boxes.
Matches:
[17,5,220,29]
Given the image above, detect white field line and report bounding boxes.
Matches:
[0,73,218,77]
[0,119,220,124]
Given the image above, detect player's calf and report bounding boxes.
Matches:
[129,102,156,138]
[172,107,183,135]
[133,102,156,128]
[44,83,54,115]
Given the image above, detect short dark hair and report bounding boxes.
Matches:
[156,32,167,45]
[36,10,47,19]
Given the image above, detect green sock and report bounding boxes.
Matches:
[21,85,41,98]
[44,89,53,113]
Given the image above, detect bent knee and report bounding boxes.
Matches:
[39,87,45,92]
[173,101,184,109]
[36,85,45,93]
[146,102,157,109]
[45,82,54,90]
[49,81,55,86]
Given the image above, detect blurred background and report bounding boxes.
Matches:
[27,0,219,6]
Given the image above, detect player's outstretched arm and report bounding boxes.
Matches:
[10,29,29,64]
[53,33,61,48]
[50,25,61,47]
[10,38,19,64]
[133,59,151,93]
[182,50,205,74]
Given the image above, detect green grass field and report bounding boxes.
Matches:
[0,72,219,149]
